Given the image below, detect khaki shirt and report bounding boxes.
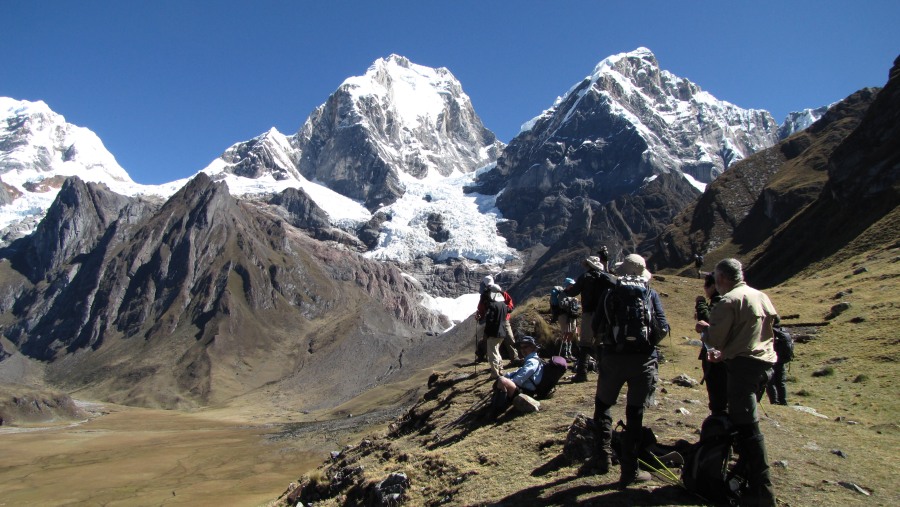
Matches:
[706,282,778,363]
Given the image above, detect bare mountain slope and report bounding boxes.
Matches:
[0,173,456,409]
[652,87,881,274]
[744,57,900,287]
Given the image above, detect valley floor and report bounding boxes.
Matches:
[0,402,379,506]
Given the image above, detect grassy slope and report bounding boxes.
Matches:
[272,234,900,506]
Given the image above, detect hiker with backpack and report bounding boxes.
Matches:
[564,256,610,382]
[494,335,544,399]
[695,258,778,506]
[475,277,519,366]
[556,277,578,360]
[477,284,510,378]
[592,254,670,487]
[549,284,564,323]
[766,317,793,405]
[493,336,568,411]
[695,272,728,416]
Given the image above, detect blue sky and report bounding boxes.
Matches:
[2,1,897,185]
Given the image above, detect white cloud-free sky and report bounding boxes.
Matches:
[2,0,897,185]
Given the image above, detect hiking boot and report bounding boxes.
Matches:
[618,468,651,488]
[592,450,611,475]
[572,371,588,383]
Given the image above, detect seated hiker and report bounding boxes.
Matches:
[495,336,544,399]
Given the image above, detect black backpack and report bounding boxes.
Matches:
[560,296,582,318]
[483,299,507,337]
[602,275,656,353]
[534,356,567,399]
[682,414,743,504]
[773,325,794,363]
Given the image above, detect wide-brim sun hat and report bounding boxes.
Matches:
[583,255,604,271]
[618,253,651,279]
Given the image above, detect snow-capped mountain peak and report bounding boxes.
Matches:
[298,54,503,190]
[778,104,833,139]
[520,47,779,183]
[0,97,181,235]
[343,54,458,132]
[1,97,133,184]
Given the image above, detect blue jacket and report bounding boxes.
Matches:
[505,351,543,392]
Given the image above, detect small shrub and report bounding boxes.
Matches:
[852,374,869,383]
[812,366,835,377]
[796,389,812,397]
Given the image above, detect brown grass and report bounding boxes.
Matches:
[273,240,900,506]
[1,230,897,506]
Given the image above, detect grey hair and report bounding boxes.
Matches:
[715,258,744,283]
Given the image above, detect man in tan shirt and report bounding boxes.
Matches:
[696,258,777,506]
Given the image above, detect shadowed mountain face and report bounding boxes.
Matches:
[743,57,900,287]
[0,173,452,408]
[651,87,881,273]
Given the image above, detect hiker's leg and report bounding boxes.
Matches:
[726,358,776,505]
[725,357,772,426]
[735,423,776,506]
[558,313,570,344]
[592,401,613,474]
[495,376,518,398]
[771,362,787,405]
[573,311,595,382]
[475,322,486,361]
[619,354,656,486]
[595,354,626,475]
[705,360,729,415]
[486,336,504,378]
[501,320,520,360]
[619,404,651,486]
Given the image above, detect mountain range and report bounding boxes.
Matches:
[2,48,891,411]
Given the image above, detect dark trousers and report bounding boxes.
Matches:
[765,361,787,405]
[726,356,776,505]
[702,357,728,415]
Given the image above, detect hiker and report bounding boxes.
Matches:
[475,277,519,364]
[549,284,564,324]
[766,318,792,405]
[694,254,704,278]
[494,335,544,399]
[557,278,578,359]
[564,256,609,382]
[592,254,669,487]
[695,272,727,416]
[476,284,510,378]
[696,258,778,506]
